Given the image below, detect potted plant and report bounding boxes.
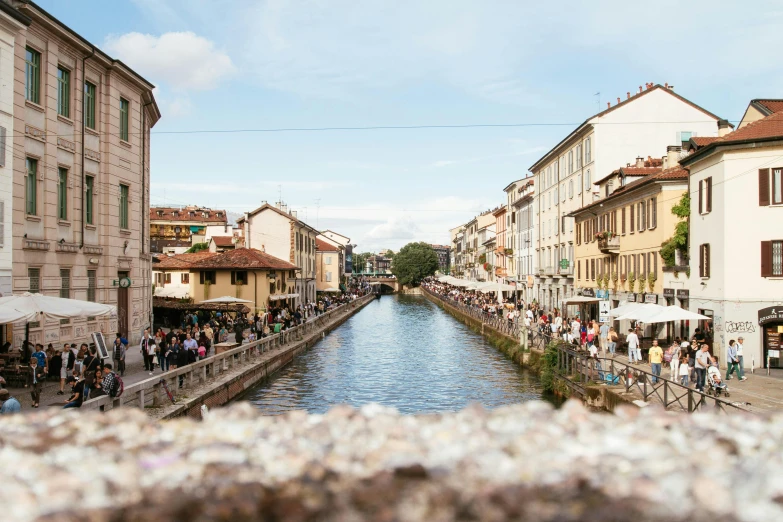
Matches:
[637,277,645,294]
[647,271,657,293]
[627,271,636,292]
[611,271,619,290]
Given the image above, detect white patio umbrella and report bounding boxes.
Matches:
[636,305,711,324]
[200,296,253,304]
[608,302,644,317]
[478,282,517,293]
[0,292,116,324]
[614,303,667,322]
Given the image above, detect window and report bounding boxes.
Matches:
[761,241,783,277]
[591,259,595,280]
[584,169,591,191]
[26,158,37,215]
[60,269,71,299]
[585,137,591,164]
[164,273,171,284]
[87,270,96,302]
[326,272,332,282]
[630,204,635,233]
[29,267,40,293]
[679,131,692,144]
[85,176,94,224]
[638,202,646,231]
[650,197,657,228]
[119,184,129,229]
[84,82,96,130]
[605,180,614,198]
[576,144,582,169]
[577,260,581,279]
[57,67,70,117]
[58,168,68,220]
[759,168,783,206]
[25,47,41,103]
[699,244,710,278]
[622,207,626,234]
[200,271,216,284]
[699,177,713,214]
[568,180,573,198]
[181,273,189,284]
[326,256,332,265]
[120,98,130,141]
[577,174,582,194]
[231,270,248,285]
[568,150,574,173]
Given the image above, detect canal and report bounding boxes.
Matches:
[243,294,554,414]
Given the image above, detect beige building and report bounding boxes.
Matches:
[315,238,340,292]
[6,0,160,346]
[149,206,228,254]
[236,202,318,305]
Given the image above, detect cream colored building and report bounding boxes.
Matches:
[529,83,725,311]
[7,1,160,347]
[236,202,318,305]
[315,238,340,291]
[510,178,536,303]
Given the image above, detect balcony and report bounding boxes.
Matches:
[598,235,620,254]
[558,264,573,276]
[495,267,507,277]
[544,265,557,276]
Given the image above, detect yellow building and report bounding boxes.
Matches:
[571,163,689,309]
[315,238,341,292]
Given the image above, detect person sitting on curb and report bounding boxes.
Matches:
[0,388,21,414]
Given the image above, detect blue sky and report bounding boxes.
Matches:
[38,0,783,252]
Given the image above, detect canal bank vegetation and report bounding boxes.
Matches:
[391,242,439,287]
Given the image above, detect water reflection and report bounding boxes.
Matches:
[244,294,553,414]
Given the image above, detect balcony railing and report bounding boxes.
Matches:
[544,265,557,276]
[598,236,620,253]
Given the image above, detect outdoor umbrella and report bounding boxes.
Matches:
[608,302,644,317]
[0,292,116,324]
[614,303,667,322]
[200,296,254,304]
[635,305,711,324]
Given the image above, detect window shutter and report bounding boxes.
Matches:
[630,204,635,232]
[653,251,658,275]
[199,271,205,284]
[0,200,4,248]
[646,200,651,229]
[698,180,704,214]
[706,178,713,212]
[0,126,6,167]
[705,244,711,277]
[699,245,705,277]
[577,260,581,279]
[622,207,626,234]
[759,169,770,206]
[761,241,772,277]
[652,198,657,228]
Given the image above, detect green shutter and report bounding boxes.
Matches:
[58,168,68,220]
[26,158,37,215]
[25,47,40,103]
[85,176,94,224]
[120,184,129,229]
[84,82,96,130]
[57,67,70,117]
[120,98,129,141]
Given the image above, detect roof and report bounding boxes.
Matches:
[316,239,339,252]
[752,99,783,116]
[150,207,228,224]
[0,1,32,25]
[492,206,507,216]
[322,230,350,242]
[191,248,298,271]
[210,236,235,247]
[529,84,725,172]
[614,167,662,177]
[235,203,319,233]
[681,110,783,166]
[503,178,529,193]
[689,137,719,148]
[154,252,217,270]
[570,167,689,217]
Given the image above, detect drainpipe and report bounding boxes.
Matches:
[253,271,258,313]
[142,99,153,330]
[80,46,95,249]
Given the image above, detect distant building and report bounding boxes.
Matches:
[320,229,352,276]
[150,206,228,254]
[367,255,391,274]
[208,235,237,253]
[315,238,341,291]
[430,244,451,274]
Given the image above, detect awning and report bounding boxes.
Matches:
[154,286,190,299]
[269,293,300,301]
[562,295,599,304]
[608,302,644,317]
[0,292,116,323]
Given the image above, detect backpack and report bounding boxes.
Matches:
[109,374,124,398]
[664,351,673,363]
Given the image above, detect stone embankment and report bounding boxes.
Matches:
[82,294,375,419]
[1,401,780,521]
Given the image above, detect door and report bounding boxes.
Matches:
[117,271,129,337]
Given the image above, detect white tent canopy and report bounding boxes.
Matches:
[200,296,253,304]
[608,302,644,317]
[269,293,300,301]
[634,305,710,324]
[563,295,599,305]
[0,292,116,324]
[615,303,668,322]
[478,282,517,293]
[154,287,190,299]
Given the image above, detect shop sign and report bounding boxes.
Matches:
[581,288,595,297]
[676,289,689,300]
[599,300,611,323]
[663,288,675,299]
[627,294,636,302]
[644,294,658,304]
[758,306,783,325]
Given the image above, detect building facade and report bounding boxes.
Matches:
[315,238,341,291]
[237,202,317,305]
[8,0,160,346]
[529,83,725,311]
[511,179,536,303]
[680,106,783,369]
[493,206,507,281]
[149,206,227,254]
[429,244,451,274]
[321,230,352,276]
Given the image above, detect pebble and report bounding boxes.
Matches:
[0,399,781,521]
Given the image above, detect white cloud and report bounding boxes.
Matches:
[104,31,235,91]
[367,216,420,241]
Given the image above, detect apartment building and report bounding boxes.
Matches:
[680,103,783,369]
[320,229,352,276]
[429,244,451,274]
[510,178,536,303]
[492,206,507,281]
[315,238,340,291]
[236,202,317,305]
[476,224,495,282]
[529,83,725,311]
[503,178,529,290]
[149,206,228,254]
[7,0,160,346]
[450,225,464,277]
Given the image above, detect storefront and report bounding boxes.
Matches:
[758,306,783,369]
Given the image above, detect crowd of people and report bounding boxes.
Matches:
[422,277,747,394]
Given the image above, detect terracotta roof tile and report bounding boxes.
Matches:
[712,110,783,144]
[316,239,339,252]
[150,207,228,224]
[755,100,783,114]
[155,252,218,269]
[691,137,719,147]
[211,236,235,246]
[192,248,298,270]
[620,167,662,176]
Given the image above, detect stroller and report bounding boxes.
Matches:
[706,367,730,397]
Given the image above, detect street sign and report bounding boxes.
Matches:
[599,300,611,323]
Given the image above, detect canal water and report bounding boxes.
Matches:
[243,294,554,415]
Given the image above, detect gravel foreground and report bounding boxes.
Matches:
[0,400,781,522]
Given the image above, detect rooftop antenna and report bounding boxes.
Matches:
[594,92,601,112]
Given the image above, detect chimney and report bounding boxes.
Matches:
[718,119,732,137]
[665,82,668,88]
[635,156,644,168]
[627,91,631,100]
[666,145,682,168]
[639,86,643,93]
[661,155,669,169]
[607,102,611,109]
[617,97,621,104]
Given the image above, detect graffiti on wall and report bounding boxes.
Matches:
[725,321,756,334]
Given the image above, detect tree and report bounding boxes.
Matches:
[185,242,208,253]
[391,242,439,287]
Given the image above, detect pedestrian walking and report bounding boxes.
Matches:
[113,334,127,376]
[735,337,747,381]
[694,344,710,392]
[626,329,640,364]
[649,340,663,383]
[679,355,690,386]
[26,357,46,408]
[726,340,742,381]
